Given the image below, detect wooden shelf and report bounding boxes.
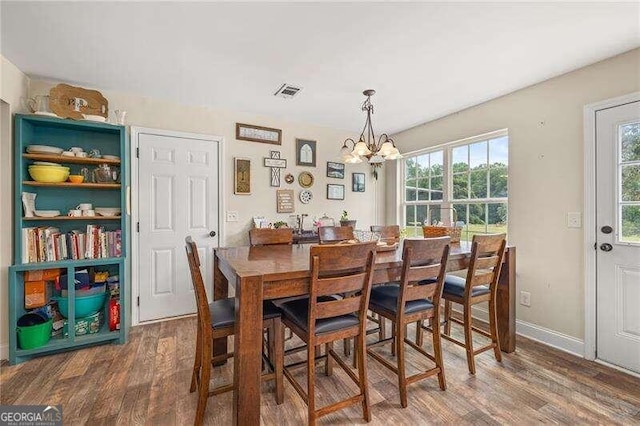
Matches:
[23,153,121,166]
[23,216,121,221]
[23,181,120,189]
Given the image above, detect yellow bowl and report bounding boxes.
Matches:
[68,175,84,184]
[28,166,70,183]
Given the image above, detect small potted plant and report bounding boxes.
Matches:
[340,210,357,228]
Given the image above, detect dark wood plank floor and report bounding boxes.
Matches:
[2,316,639,425]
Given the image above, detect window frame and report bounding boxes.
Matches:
[401,129,509,240]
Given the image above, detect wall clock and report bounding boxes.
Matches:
[299,189,313,204]
[298,171,314,188]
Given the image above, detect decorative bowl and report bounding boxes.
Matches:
[95,207,121,217]
[68,175,84,184]
[28,166,70,183]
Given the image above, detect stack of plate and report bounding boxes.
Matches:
[26,145,64,155]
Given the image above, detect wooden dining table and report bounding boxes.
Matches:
[213,241,516,425]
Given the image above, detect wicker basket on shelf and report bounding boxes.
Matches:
[422,207,462,244]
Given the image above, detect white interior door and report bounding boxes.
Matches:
[137,130,220,322]
[596,101,640,373]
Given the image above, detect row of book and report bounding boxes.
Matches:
[21,225,122,263]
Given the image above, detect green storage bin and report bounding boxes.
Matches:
[17,319,52,350]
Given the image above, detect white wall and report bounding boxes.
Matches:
[388,48,640,340]
[0,56,30,359]
[28,79,385,248]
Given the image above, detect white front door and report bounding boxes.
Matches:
[596,101,640,373]
[136,129,220,322]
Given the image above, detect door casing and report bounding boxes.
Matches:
[130,126,225,326]
[583,92,640,363]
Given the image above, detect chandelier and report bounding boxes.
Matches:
[339,89,402,167]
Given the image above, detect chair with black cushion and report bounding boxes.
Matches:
[249,228,294,246]
[441,234,507,375]
[185,236,284,426]
[318,225,354,244]
[367,237,450,408]
[278,241,377,425]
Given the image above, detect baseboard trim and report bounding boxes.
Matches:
[467,306,585,357]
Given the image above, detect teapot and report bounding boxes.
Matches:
[92,164,120,183]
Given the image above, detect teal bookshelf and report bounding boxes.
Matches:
[8,114,128,364]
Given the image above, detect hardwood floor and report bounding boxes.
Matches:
[2,316,639,425]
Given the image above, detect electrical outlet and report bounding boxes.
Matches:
[226,211,239,222]
[567,212,582,228]
[520,291,531,307]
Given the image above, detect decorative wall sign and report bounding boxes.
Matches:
[327,184,345,200]
[236,123,282,145]
[234,158,251,195]
[49,83,109,120]
[298,171,314,188]
[276,189,295,213]
[264,151,287,187]
[352,172,366,192]
[296,138,316,167]
[327,161,345,179]
[299,189,313,204]
[284,173,294,184]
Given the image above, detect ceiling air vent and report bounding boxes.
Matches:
[274,83,302,99]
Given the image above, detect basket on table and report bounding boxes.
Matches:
[422,207,462,244]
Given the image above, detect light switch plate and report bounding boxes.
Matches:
[567,212,582,228]
[226,211,239,222]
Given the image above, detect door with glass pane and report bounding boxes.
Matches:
[596,101,640,374]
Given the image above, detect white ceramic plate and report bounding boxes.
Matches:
[26,145,64,155]
[299,190,313,204]
[34,210,61,218]
[33,161,63,167]
[82,115,107,122]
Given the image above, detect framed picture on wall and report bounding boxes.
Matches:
[352,173,365,192]
[236,123,282,145]
[326,161,345,179]
[296,139,316,167]
[234,157,251,194]
[327,184,345,200]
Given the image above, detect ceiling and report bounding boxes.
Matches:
[2,2,639,133]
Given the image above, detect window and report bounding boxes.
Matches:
[619,122,640,243]
[402,131,508,241]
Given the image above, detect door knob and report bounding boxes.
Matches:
[600,243,613,252]
[209,231,217,238]
[601,225,613,234]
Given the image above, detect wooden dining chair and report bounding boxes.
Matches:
[185,236,284,425]
[440,234,507,375]
[249,228,294,246]
[368,225,401,342]
[370,225,400,245]
[277,241,377,425]
[318,225,354,244]
[367,237,450,408]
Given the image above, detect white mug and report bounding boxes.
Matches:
[68,209,82,217]
[82,209,96,217]
[70,147,83,154]
[76,203,93,210]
